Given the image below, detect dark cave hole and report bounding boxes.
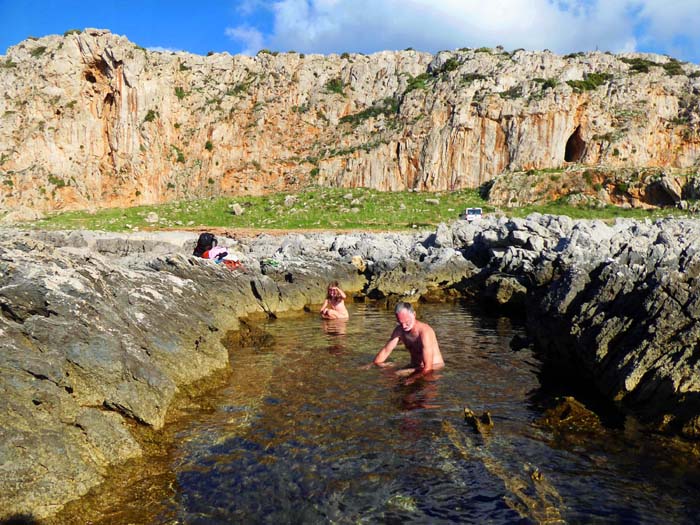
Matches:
[565,126,586,162]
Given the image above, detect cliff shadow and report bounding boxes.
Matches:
[0,515,41,525]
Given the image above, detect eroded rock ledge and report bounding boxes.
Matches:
[1,217,699,518]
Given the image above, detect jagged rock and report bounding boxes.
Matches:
[537,396,604,437]
[464,407,494,434]
[658,174,684,203]
[682,176,700,200]
[350,255,366,272]
[483,273,528,306]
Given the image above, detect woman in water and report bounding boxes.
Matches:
[320,282,349,320]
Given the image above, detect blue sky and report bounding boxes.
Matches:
[2,1,700,63]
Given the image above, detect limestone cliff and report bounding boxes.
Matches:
[1,28,699,213]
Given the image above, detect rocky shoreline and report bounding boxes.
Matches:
[1,216,699,519]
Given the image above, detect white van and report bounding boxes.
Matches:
[460,207,483,222]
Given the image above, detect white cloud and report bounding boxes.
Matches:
[634,0,700,40]
[148,46,181,53]
[225,25,266,55]
[632,0,700,59]
[260,0,636,55]
[237,0,266,16]
[232,0,700,62]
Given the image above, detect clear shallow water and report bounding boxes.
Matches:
[57,302,700,524]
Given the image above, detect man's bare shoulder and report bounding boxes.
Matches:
[390,324,404,339]
[416,320,435,335]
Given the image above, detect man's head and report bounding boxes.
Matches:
[395,302,416,332]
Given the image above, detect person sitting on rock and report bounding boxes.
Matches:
[320,282,349,320]
[193,232,217,258]
[193,232,242,269]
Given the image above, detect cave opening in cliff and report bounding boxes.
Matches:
[565,126,586,163]
[84,59,111,85]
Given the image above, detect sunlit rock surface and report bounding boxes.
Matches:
[1,29,699,214]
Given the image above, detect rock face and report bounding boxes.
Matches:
[2,218,700,519]
[455,214,700,439]
[1,30,699,214]
[487,166,700,209]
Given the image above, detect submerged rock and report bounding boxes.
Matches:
[463,407,494,434]
[537,397,604,436]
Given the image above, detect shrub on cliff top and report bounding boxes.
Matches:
[663,59,685,76]
[171,145,185,163]
[462,73,487,85]
[619,57,658,73]
[226,80,254,97]
[567,72,613,92]
[439,57,460,74]
[47,174,67,188]
[30,46,47,58]
[616,182,629,193]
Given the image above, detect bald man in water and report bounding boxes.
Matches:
[371,302,444,382]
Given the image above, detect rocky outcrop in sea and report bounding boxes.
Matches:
[1,217,699,519]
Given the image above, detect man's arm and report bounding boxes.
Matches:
[372,327,401,366]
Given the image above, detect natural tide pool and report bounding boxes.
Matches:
[53,302,699,524]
